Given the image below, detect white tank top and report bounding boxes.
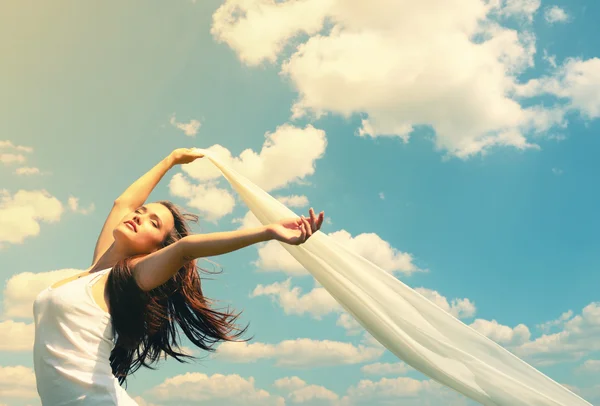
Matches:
[33,268,138,405]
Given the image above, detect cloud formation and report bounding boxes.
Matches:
[211,0,600,158]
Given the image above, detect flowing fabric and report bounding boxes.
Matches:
[198,149,590,406]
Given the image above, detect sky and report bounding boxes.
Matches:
[1,0,600,405]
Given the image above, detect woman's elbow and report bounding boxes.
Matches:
[176,236,196,262]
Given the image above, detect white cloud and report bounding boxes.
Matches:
[209,0,591,159]
[544,6,569,24]
[276,194,309,208]
[251,278,340,318]
[515,302,600,366]
[2,268,81,319]
[415,288,476,319]
[233,210,263,230]
[495,0,541,22]
[0,154,26,165]
[543,49,557,68]
[67,196,95,215]
[254,229,423,276]
[469,318,531,346]
[274,376,308,391]
[0,320,34,351]
[0,189,63,246]
[182,124,327,191]
[274,376,339,404]
[147,372,284,406]
[1,140,34,167]
[329,230,424,275]
[557,59,600,118]
[282,20,543,157]
[516,58,600,120]
[168,173,236,222]
[0,365,38,400]
[537,310,572,332]
[255,240,307,275]
[288,384,339,403]
[360,362,412,376]
[215,338,384,367]
[170,114,201,136]
[336,313,362,335]
[360,332,385,350]
[15,167,40,175]
[0,140,33,153]
[456,303,600,368]
[378,192,385,200]
[340,376,469,406]
[345,376,425,398]
[211,0,332,66]
[552,167,564,175]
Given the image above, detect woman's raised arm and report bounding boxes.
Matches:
[115,148,204,208]
[91,148,204,265]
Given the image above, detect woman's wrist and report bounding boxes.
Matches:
[164,154,176,169]
[264,224,277,241]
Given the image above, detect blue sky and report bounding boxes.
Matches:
[1,0,600,405]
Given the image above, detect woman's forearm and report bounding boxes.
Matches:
[115,155,175,208]
[179,226,275,260]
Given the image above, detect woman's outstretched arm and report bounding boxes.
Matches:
[116,148,203,207]
[92,148,204,264]
[132,209,325,292]
[114,155,175,209]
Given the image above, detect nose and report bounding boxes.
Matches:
[133,215,141,225]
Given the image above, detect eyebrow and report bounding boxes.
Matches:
[140,205,162,229]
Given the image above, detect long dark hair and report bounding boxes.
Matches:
[106,200,248,387]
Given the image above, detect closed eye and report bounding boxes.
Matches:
[136,206,160,229]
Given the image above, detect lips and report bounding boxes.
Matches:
[125,220,137,232]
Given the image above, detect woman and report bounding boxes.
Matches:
[33,148,325,405]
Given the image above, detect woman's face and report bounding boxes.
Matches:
[114,203,176,255]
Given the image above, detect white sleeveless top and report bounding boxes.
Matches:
[33,268,138,405]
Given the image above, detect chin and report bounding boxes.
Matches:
[113,226,130,240]
[113,227,137,247]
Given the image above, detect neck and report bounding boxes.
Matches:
[89,243,130,272]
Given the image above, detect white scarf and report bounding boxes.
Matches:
[200,149,590,406]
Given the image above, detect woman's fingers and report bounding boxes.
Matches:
[309,208,318,232]
[317,211,324,229]
[309,208,325,232]
[289,209,325,245]
[299,221,307,243]
[302,216,312,238]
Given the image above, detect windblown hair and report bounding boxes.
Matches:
[106,200,248,387]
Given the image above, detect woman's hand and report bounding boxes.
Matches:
[169,148,205,166]
[269,208,325,245]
